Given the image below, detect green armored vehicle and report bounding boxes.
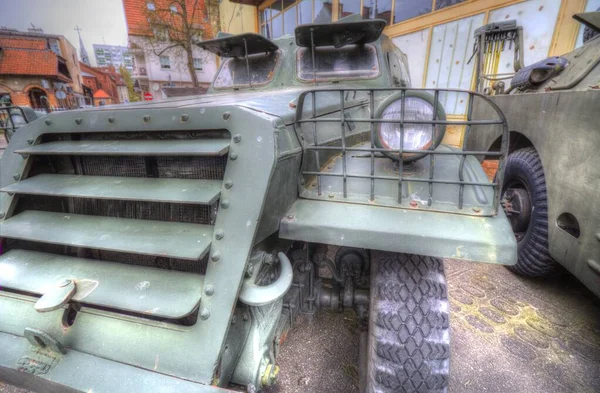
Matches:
[468,11,600,299]
[0,17,516,393]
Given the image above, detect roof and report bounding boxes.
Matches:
[0,37,47,50]
[93,89,112,99]
[123,0,214,39]
[0,48,60,77]
[81,71,96,78]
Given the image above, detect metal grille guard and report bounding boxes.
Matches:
[295,87,509,216]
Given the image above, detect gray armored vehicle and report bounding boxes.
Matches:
[0,17,515,393]
[469,11,600,299]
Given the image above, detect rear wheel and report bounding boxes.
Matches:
[501,147,558,277]
[367,252,449,393]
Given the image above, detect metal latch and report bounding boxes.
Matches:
[23,328,67,354]
[34,279,76,312]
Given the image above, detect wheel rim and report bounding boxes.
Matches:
[501,179,532,243]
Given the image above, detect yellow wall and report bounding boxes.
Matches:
[219,0,258,35]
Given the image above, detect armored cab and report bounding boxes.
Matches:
[0,18,515,393]
[468,11,600,298]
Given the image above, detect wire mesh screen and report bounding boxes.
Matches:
[295,88,509,216]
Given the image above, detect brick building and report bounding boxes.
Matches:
[0,29,88,110]
[80,63,129,105]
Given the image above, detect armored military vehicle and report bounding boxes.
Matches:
[468,11,600,299]
[0,17,516,393]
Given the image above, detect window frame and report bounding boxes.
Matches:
[159,55,171,70]
[193,58,203,71]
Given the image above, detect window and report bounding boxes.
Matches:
[393,0,431,24]
[147,2,155,10]
[170,4,178,12]
[214,51,281,89]
[363,0,392,25]
[160,56,171,69]
[297,44,380,81]
[48,39,62,56]
[339,0,361,19]
[193,58,203,70]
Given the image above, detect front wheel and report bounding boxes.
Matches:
[367,252,450,393]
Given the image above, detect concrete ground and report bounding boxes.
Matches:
[2,259,599,393]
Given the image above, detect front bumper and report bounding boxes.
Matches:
[0,331,233,393]
[280,199,517,265]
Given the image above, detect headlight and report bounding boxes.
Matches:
[375,92,446,162]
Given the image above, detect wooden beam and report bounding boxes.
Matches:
[548,0,587,57]
[383,0,525,38]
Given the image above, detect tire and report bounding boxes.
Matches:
[367,252,450,393]
[502,147,557,277]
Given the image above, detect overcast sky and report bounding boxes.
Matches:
[0,0,129,66]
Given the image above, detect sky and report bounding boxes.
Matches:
[0,0,129,66]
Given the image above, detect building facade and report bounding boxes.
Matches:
[80,62,129,104]
[93,44,135,71]
[122,0,219,101]
[219,0,600,147]
[0,29,88,110]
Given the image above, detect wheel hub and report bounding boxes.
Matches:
[502,188,531,237]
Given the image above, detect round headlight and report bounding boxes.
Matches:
[375,91,446,162]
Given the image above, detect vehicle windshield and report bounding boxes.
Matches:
[297,44,380,82]
[213,51,280,89]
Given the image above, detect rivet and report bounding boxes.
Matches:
[233,134,241,143]
[108,117,115,123]
[224,180,233,189]
[0,212,5,219]
[45,119,51,126]
[242,313,249,322]
[143,115,151,123]
[223,112,231,120]
[27,138,34,145]
[472,207,482,213]
[221,199,230,209]
[287,214,294,219]
[75,118,82,125]
[200,308,211,320]
[409,200,418,208]
[215,229,224,240]
[180,114,189,122]
[328,193,334,198]
[230,152,238,160]
[58,279,71,287]
[231,315,238,325]
[204,285,214,296]
[211,251,221,262]
[13,174,20,181]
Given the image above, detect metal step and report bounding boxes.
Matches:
[0,211,212,260]
[15,139,230,156]
[1,174,222,205]
[0,249,205,319]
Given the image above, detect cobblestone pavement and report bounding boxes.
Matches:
[2,259,599,393]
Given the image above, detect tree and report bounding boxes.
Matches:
[119,66,141,102]
[144,0,214,87]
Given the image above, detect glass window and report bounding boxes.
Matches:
[393,0,431,24]
[160,55,171,69]
[193,58,203,70]
[270,0,283,17]
[170,4,178,12]
[339,0,361,19]
[298,0,313,24]
[435,0,466,10]
[147,2,155,10]
[49,39,62,56]
[363,0,392,25]
[272,13,283,38]
[314,0,333,23]
[297,44,380,81]
[284,6,297,35]
[214,51,281,89]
